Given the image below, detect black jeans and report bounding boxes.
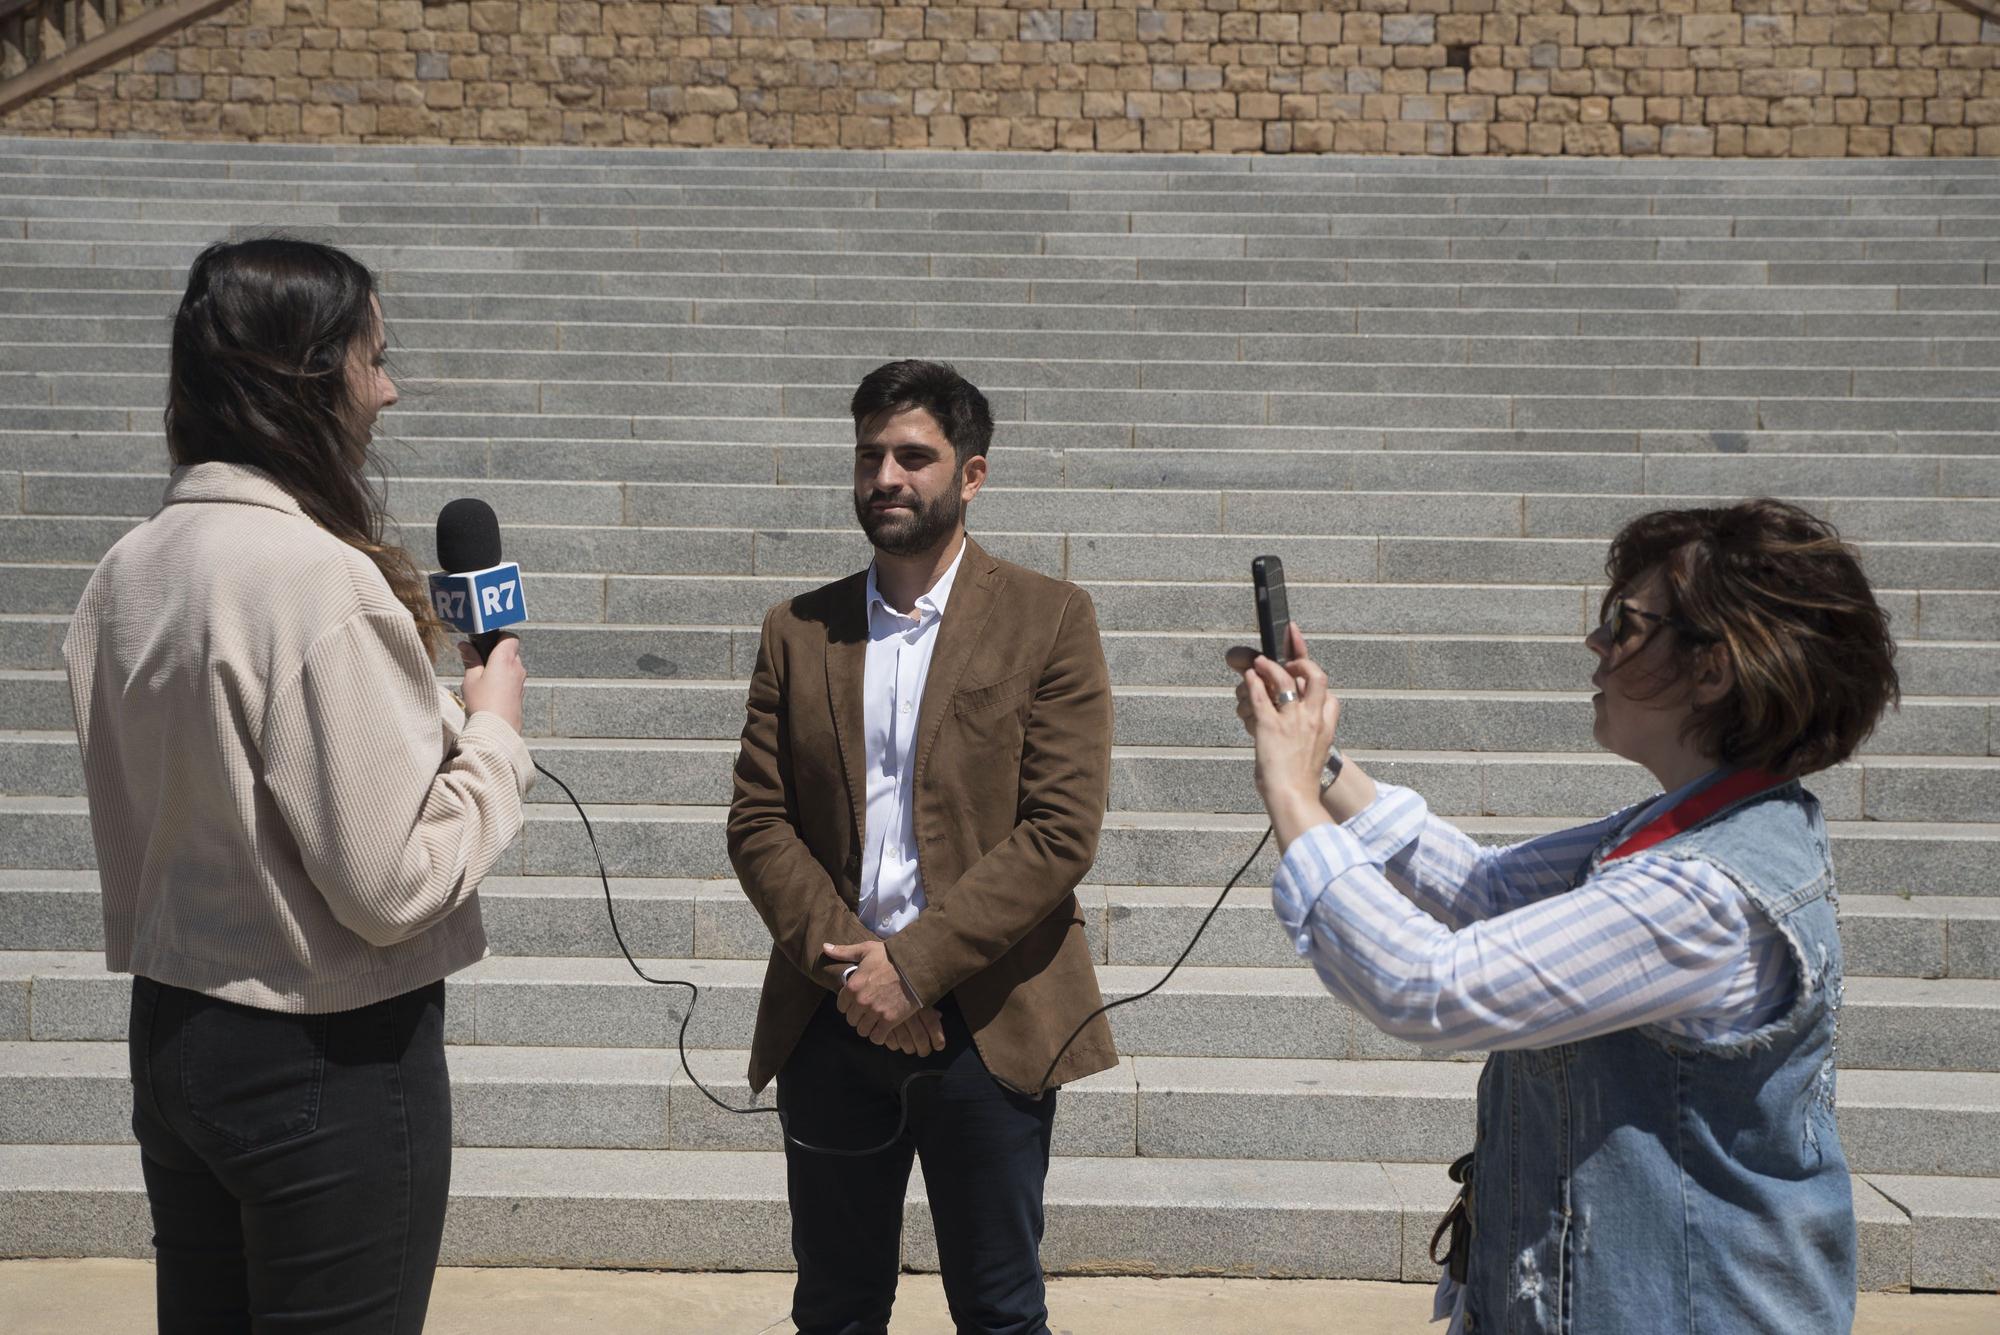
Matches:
[777,995,1060,1335]
[127,975,452,1334]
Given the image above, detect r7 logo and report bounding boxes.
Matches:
[481,580,519,617]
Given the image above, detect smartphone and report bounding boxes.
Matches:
[1252,555,1289,663]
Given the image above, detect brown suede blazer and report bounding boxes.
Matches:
[727,536,1117,1095]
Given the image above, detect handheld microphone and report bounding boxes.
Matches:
[431,497,528,662]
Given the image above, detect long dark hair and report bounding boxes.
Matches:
[166,238,443,655]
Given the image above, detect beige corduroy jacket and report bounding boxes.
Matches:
[62,462,532,1013]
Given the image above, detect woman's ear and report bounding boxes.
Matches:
[1692,639,1736,708]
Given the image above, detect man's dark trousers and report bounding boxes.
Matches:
[778,996,1059,1335]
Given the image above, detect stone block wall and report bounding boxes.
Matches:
[6,0,1999,156]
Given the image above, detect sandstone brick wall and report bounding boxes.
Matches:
[7,0,1999,156]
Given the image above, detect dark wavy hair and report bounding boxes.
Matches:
[166,238,443,656]
[850,359,993,460]
[1602,499,1900,778]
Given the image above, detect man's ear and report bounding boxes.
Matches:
[960,452,988,502]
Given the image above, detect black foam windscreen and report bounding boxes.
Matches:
[436,497,502,574]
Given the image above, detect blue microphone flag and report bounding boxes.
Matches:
[428,562,528,635]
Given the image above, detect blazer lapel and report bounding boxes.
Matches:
[911,536,1003,789]
[823,576,870,851]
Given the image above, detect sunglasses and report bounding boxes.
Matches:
[1599,596,1713,649]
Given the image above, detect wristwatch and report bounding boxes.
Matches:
[1320,745,1345,792]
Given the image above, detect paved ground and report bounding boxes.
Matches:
[4,1261,1996,1333]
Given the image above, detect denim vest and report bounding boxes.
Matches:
[1461,779,1856,1335]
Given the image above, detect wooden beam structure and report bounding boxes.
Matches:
[0,0,238,118]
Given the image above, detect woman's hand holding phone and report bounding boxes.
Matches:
[1226,599,1378,837]
[1225,624,1340,848]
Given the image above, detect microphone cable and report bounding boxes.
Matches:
[531,758,1273,1158]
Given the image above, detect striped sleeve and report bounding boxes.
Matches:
[1343,783,1632,929]
[1271,806,1793,1052]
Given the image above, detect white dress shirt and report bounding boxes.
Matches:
[858,542,966,938]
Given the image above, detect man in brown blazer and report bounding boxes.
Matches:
[727,360,1116,1335]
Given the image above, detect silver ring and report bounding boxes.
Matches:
[1274,689,1299,706]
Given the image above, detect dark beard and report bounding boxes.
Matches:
[855,478,964,557]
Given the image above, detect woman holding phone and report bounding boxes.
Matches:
[64,238,531,1333]
[1230,500,1898,1334]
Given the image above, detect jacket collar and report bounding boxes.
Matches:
[161,462,310,519]
[865,534,968,632]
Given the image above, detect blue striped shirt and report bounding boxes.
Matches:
[1271,778,1796,1053]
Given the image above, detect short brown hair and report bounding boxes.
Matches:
[1602,499,1899,778]
[850,359,993,461]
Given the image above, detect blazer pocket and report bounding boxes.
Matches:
[952,665,1036,717]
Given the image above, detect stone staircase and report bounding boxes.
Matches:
[1,137,1997,1294]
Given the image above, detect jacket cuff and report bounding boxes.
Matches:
[461,710,536,797]
[890,954,925,1010]
[882,934,939,1011]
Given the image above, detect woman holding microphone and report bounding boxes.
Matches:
[63,238,531,1333]
[1232,500,1898,1334]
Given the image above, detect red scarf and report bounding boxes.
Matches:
[1603,768,1791,863]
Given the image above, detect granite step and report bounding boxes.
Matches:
[7,663,1992,755]
[0,870,1993,981]
[17,369,2000,436]
[15,731,2000,824]
[11,431,1999,490]
[6,213,1999,260]
[6,207,1993,251]
[0,158,1987,194]
[4,953,1997,1072]
[16,250,1994,294]
[4,1140,1436,1278]
[4,798,1998,896]
[7,560,1996,653]
[2,249,1994,306]
[12,282,2000,339]
[4,178,1995,220]
[19,475,2000,546]
[5,155,1994,192]
[10,319,2000,377]
[5,278,1997,331]
[2,181,1996,226]
[0,1142,1956,1288]
[13,562,1994,647]
[3,295,2000,343]
[4,1042,1993,1179]
[9,516,1997,591]
[7,559,1984,647]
